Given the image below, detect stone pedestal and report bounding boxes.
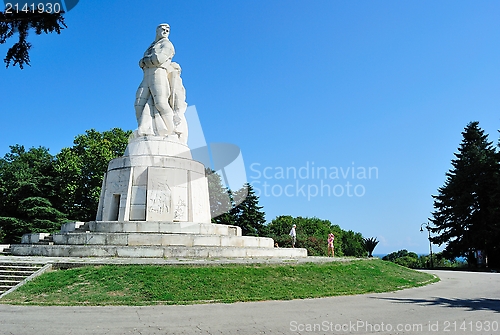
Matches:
[95,136,211,224]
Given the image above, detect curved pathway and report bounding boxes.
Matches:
[0,270,499,334]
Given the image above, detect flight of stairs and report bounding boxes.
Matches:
[0,262,46,296]
[15,222,90,249]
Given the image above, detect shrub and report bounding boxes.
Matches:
[297,236,327,256]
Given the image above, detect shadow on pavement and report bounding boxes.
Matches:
[374,297,500,313]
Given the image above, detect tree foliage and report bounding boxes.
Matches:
[267,216,350,256]
[430,122,500,267]
[54,128,131,222]
[0,128,131,242]
[0,145,57,211]
[382,249,421,268]
[0,10,66,68]
[206,169,233,225]
[382,249,465,269]
[363,237,379,257]
[341,230,368,258]
[0,146,66,242]
[208,179,267,237]
[230,183,266,236]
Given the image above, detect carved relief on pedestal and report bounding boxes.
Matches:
[174,198,187,221]
[147,167,173,221]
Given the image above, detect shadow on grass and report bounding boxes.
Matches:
[375,297,500,313]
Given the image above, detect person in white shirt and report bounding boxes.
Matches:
[289,224,297,248]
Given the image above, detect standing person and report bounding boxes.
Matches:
[327,233,335,257]
[289,224,297,248]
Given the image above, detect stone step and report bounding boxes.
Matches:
[0,279,19,285]
[0,245,11,256]
[10,244,308,258]
[0,273,35,278]
[0,281,26,287]
[74,222,90,232]
[21,233,51,244]
[36,241,54,245]
[0,262,44,266]
[0,262,46,269]
[0,265,44,277]
[0,269,42,275]
[34,235,54,245]
[48,232,274,248]
[0,268,34,280]
[0,274,26,280]
[0,265,43,271]
[87,221,241,236]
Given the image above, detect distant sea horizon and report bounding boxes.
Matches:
[372,253,430,258]
[372,253,467,262]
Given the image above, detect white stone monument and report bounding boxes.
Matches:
[96,23,210,225]
[12,24,307,258]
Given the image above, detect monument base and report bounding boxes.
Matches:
[11,221,308,258]
[11,245,307,258]
[11,135,309,258]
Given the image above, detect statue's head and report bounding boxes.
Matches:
[156,24,170,40]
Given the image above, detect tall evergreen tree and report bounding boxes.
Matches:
[0,145,66,242]
[231,183,266,236]
[430,122,500,266]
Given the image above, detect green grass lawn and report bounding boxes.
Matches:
[0,259,438,306]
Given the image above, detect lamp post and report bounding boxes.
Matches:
[420,223,433,268]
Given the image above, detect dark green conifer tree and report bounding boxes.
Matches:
[430,121,500,266]
[0,145,66,242]
[231,183,266,236]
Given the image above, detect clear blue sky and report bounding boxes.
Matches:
[1,1,499,255]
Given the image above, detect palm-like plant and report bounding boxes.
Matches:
[363,237,379,257]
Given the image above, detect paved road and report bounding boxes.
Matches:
[0,270,499,335]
